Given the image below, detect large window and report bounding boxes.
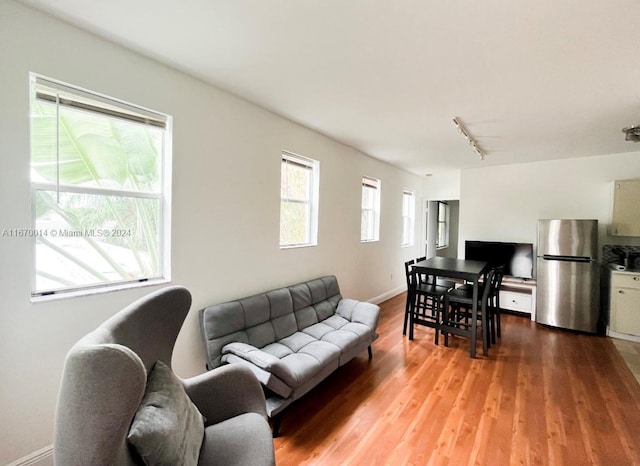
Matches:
[401,189,415,246]
[280,152,319,248]
[361,176,381,242]
[436,201,450,249]
[29,74,171,298]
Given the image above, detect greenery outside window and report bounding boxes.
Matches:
[401,189,415,246]
[361,176,381,242]
[280,151,319,248]
[29,74,171,298]
[436,201,449,249]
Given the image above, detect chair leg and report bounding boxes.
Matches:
[492,311,497,344]
[403,293,411,335]
[481,301,489,356]
[495,296,502,338]
[443,297,449,347]
[434,297,442,345]
[409,296,415,341]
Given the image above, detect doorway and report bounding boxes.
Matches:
[424,200,459,259]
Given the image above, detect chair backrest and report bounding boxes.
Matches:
[489,265,505,297]
[416,256,426,263]
[54,286,192,466]
[481,269,496,305]
[404,259,415,288]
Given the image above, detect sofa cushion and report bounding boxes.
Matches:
[246,322,276,349]
[279,341,341,385]
[240,294,271,328]
[308,278,328,303]
[302,316,366,357]
[278,331,317,352]
[128,361,204,466]
[289,283,312,310]
[314,300,335,321]
[266,288,294,318]
[294,305,319,330]
[223,338,341,390]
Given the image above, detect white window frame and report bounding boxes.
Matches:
[436,201,450,249]
[361,176,381,242]
[401,189,415,247]
[29,74,172,300]
[279,151,319,248]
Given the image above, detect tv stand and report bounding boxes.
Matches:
[499,277,537,320]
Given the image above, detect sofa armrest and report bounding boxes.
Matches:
[181,364,267,426]
[336,299,380,331]
[222,342,297,388]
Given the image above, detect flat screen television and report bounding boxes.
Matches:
[465,240,534,280]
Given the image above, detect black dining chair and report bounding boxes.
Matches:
[487,266,504,344]
[404,260,450,344]
[403,259,416,335]
[454,265,504,344]
[441,268,495,357]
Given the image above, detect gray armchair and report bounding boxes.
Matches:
[53,286,275,466]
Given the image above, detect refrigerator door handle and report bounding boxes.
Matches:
[542,255,592,262]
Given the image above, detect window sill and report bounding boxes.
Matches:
[31,277,171,303]
[280,243,317,250]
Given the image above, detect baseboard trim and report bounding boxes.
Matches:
[369,286,406,305]
[608,329,640,342]
[7,445,53,466]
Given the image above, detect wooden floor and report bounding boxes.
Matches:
[273,293,640,465]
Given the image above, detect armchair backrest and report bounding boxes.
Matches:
[53,286,192,466]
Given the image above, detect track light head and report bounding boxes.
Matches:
[622,125,640,142]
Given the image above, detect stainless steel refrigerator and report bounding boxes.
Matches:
[536,219,600,333]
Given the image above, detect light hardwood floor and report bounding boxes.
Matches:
[612,338,640,384]
[273,293,640,465]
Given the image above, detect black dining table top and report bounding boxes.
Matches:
[412,257,489,280]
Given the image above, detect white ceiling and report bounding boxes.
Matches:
[20,0,640,175]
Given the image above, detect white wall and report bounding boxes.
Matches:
[0,2,424,463]
[423,170,461,200]
[458,152,640,259]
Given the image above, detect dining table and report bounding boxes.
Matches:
[411,257,489,358]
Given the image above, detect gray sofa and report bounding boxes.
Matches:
[199,275,380,434]
[54,286,275,466]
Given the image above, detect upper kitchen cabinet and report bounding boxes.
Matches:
[612,179,640,236]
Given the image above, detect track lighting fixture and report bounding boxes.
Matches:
[622,125,640,142]
[452,117,485,160]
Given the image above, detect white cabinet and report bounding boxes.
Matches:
[499,279,537,320]
[610,271,640,338]
[611,179,640,237]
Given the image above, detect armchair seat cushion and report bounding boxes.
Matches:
[199,412,273,466]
